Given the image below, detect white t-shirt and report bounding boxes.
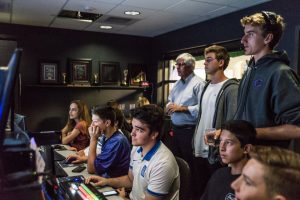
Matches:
[129,141,179,200]
[84,134,104,156]
[194,80,227,157]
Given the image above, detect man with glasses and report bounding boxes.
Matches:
[166,53,205,172]
[193,45,239,198]
[234,11,300,147]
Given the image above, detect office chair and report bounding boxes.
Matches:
[175,156,191,200]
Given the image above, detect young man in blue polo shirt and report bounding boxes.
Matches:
[86,104,180,200]
[87,106,131,178]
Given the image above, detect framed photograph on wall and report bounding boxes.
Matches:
[69,58,92,85]
[100,61,120,85]
[40,60,59,84]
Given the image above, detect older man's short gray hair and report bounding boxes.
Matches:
[176,53,195,70]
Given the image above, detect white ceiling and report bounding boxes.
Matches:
[0,0,270,37]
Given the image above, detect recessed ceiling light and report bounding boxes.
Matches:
[100,25,112,29]
[124,11,140,16]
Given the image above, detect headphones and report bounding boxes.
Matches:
[261,11,277,30]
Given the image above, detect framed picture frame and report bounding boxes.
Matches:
[128,63,146,86]
[69,58,92,85]
[100,61,120,85]
[40,60,59,84]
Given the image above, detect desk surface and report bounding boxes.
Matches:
[54,147,123,200]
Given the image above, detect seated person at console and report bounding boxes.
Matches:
[86,104,180,200]
[87,106,131,178]
[61,100,91,151]
[107,99,132,134]
[66,107,130,163]
[201,120,256,200]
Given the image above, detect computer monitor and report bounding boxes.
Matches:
[14,113,26,131]
[0,48,23,148]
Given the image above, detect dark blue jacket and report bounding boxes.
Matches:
[234,51,300,147]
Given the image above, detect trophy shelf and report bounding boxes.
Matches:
[26,84,144,90]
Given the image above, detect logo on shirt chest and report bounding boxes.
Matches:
[140,165,147,177]
[253,79,263,88]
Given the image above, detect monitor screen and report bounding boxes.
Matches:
[0,48,23,147]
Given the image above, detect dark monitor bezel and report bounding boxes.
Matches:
[0,48,23,148]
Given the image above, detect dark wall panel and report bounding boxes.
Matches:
[0,23,151,131]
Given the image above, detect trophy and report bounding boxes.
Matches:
[62,73,67,84]
[121,69,128,86]
[93,73,99,85]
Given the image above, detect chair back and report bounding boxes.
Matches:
[175,156,191,200]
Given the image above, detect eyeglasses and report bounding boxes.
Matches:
[175,62,186,67]
[204,57,216,63]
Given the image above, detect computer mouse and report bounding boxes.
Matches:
[64,157,76,164]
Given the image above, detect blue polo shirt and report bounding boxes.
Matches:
[94,131,131,178]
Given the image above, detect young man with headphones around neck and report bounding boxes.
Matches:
[234,11,300,147]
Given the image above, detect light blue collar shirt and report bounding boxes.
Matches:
[167,72,205,125]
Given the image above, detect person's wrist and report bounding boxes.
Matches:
[183,106,188,112]
[105,178,110,186]
[180,106,187,112]
[90,137,98,143]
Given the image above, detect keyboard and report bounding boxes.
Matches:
[57,175,107,200]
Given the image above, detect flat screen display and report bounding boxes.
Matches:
[0,48,22,147]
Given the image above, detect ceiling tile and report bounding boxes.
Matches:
[13,0,66,14]
[229,0,271,8]
[204,6,238,19]
[90,0,125,4]
[51,17,91,30]
[165,0,223,16]
[122,0,183,10]
[191,0,238,6]
[149,11,201,25]
[12,0,66,26]
[119,12,203,37]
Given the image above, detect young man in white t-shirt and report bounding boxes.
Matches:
[192,45,239,198]
[86,104,179,200]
